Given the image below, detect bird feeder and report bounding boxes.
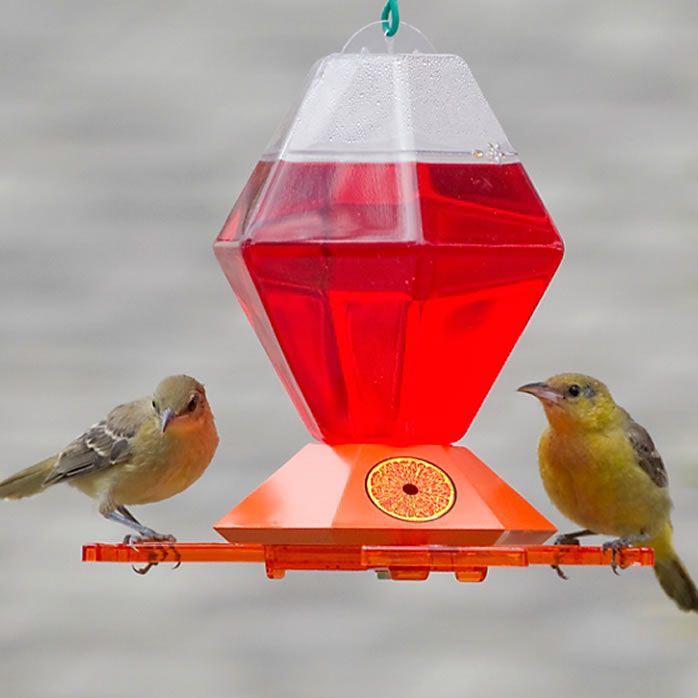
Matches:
[84,20,653,579]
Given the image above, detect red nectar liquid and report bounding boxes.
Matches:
[215,161,563,444]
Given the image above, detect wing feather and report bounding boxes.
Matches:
[621,409,668,488]
[44,398,151,484]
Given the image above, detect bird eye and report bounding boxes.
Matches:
[187,395,199,413]
[152,400,157,410]
[568,384,581,398]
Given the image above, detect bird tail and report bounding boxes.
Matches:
[650,521,698,612]
[0,458,55,500]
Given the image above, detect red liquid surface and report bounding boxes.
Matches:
[215,161,563,444]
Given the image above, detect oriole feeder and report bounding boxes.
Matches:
[84,20,653,579]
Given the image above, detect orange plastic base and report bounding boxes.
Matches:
[82,542,655,581]
[214,443,557,546]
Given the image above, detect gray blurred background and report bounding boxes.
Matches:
[1,2,696,696]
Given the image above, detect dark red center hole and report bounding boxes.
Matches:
[402,483,419,496]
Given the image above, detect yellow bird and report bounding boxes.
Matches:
[518,373,697,612]
[0,375,218,565]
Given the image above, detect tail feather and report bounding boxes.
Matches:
[654,556,698,612]
[651,522,698,612]
[0,458,56,499]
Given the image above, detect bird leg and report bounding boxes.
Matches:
[105,505,176,542]
[103,506,180,575]
[602,531,651,576]
[553,528,596,546]
[551,529,597,580]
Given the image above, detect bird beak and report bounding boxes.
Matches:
[160,407,175,433]
[517,382,564,405]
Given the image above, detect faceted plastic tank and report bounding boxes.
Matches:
[215,25,563,446]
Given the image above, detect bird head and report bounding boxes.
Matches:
[517,373,620,431]
[152,375,211,434]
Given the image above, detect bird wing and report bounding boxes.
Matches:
[44,398,151,484]
[622,409,669,488]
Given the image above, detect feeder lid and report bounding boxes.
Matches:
[264,22,515,164]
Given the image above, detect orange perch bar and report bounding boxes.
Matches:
[83,542,654,582]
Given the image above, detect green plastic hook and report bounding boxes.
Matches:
[381,0,400,37]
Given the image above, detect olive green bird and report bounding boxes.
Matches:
[0,375,219,549]
[519,373,697,612]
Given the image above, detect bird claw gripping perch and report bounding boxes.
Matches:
[551,563,569,581]
[123,532,177,545]
[550,529,593,580]
[123,533,182,575]
[602,534,648,576]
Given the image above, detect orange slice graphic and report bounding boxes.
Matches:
[365,457,456,522]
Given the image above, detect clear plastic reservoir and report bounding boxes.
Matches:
[214,23,563,445]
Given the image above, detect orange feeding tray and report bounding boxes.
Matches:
[84,22,653,579]
[83,543,654,582]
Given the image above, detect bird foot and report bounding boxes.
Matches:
[553,533,582,546]
[123,532,177,545]
[550,534,581,580]
[602,536,637,576]
[122,533,180,575]
[550,563,569,581]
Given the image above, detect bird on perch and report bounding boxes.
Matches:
[0,374,219,573]
[519,373,697,612]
